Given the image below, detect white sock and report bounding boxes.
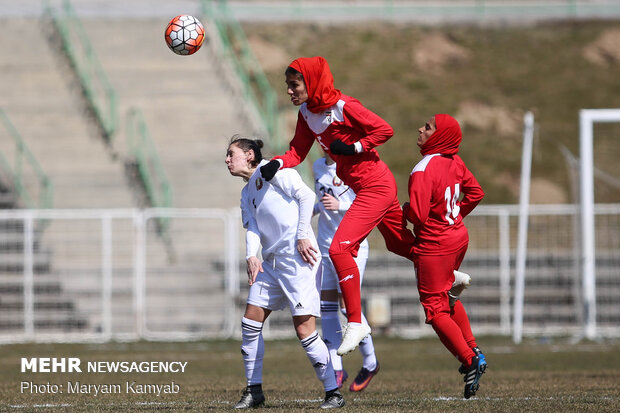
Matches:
[241,317,264,386]
[359,313,377,371]
[301,330,338,391]
[321,301,343,371]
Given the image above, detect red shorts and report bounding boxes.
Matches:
[328,174,415,261]
[414,246,467,323]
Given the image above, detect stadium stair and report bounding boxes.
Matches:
[0,217,89,332]
[1,9,258,338]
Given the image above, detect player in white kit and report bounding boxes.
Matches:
[313,153,380,392]
[225,136,345,409]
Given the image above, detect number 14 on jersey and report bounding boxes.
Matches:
[444,184,460,225]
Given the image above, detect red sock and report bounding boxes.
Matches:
[450,301,477,349]
[431,313,475,366]
[329,252,361,323]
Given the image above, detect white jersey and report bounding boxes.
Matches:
[312,158,369,256]
[242,159,317,259]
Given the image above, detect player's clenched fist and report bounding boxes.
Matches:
[260,160,280,181]
[329,139,356,156]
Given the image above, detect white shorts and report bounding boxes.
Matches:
[320,248,368,292]
[247,254,321,317]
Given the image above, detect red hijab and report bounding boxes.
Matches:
[289,56,342,113]
[420,114,462,155]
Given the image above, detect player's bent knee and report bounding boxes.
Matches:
[244,304,270,322]
[293,314,316,339]
[328,243,348,256]
[420,297,451,325]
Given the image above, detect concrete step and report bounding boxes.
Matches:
[0,251,52,273]
[0,17,134,209]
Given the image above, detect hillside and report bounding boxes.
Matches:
[243,20,620,204]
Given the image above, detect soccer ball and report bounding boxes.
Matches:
[164,15,205,56]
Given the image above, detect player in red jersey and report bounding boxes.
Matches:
[259,56,417,355]
[402,114,487,399]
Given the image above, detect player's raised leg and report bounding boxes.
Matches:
[329,189,389,355]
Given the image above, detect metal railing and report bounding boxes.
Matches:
[0,108,53,209]
[126,108,173,246]
[200,0,322,184]
[46,0,118,141]
[0,205,618,343]
[45,0,174,219]
[126,108,173,211]
[201,0,283,151]
[0,208,240,343]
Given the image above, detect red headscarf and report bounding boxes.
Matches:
[289,56,342,113]
[420,114,462,155]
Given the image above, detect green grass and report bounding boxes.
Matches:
[243,20,620,204]
[2,336,619,412]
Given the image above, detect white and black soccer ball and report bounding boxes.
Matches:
[164,15,205,56]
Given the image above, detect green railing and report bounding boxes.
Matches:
[200,0,320,183]
[46,0,173,218]
[126,108,173,249]
[0,108,53,209]
[201,0,283,150]
[126,108,173,211]
[46,0,118,141]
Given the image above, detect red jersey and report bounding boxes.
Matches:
[405,154,484,255]
[275,95,393,192]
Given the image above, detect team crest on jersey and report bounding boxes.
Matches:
[255,177,263,190]
[325,110,332,123]
[332,176,343,187]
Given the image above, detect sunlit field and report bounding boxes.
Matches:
[1,335,619,412]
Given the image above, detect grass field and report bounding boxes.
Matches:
[1,335,619,412]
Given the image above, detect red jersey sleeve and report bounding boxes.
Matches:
[342,98,393,151]
[406,170,432,227]
[459,164,484,218]
[274,112,315,168]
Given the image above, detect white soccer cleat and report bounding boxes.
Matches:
[449,270,472,307]
[337,322,371,356]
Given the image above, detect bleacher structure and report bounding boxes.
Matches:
[0,1,619,343]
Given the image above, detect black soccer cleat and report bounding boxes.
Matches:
[234,385,265,409]
[462,354,487,399]
[320,389,345,409]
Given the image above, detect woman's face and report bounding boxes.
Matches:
[225,144,252,177]
[417,116,437,148]
[285,72,308,106]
